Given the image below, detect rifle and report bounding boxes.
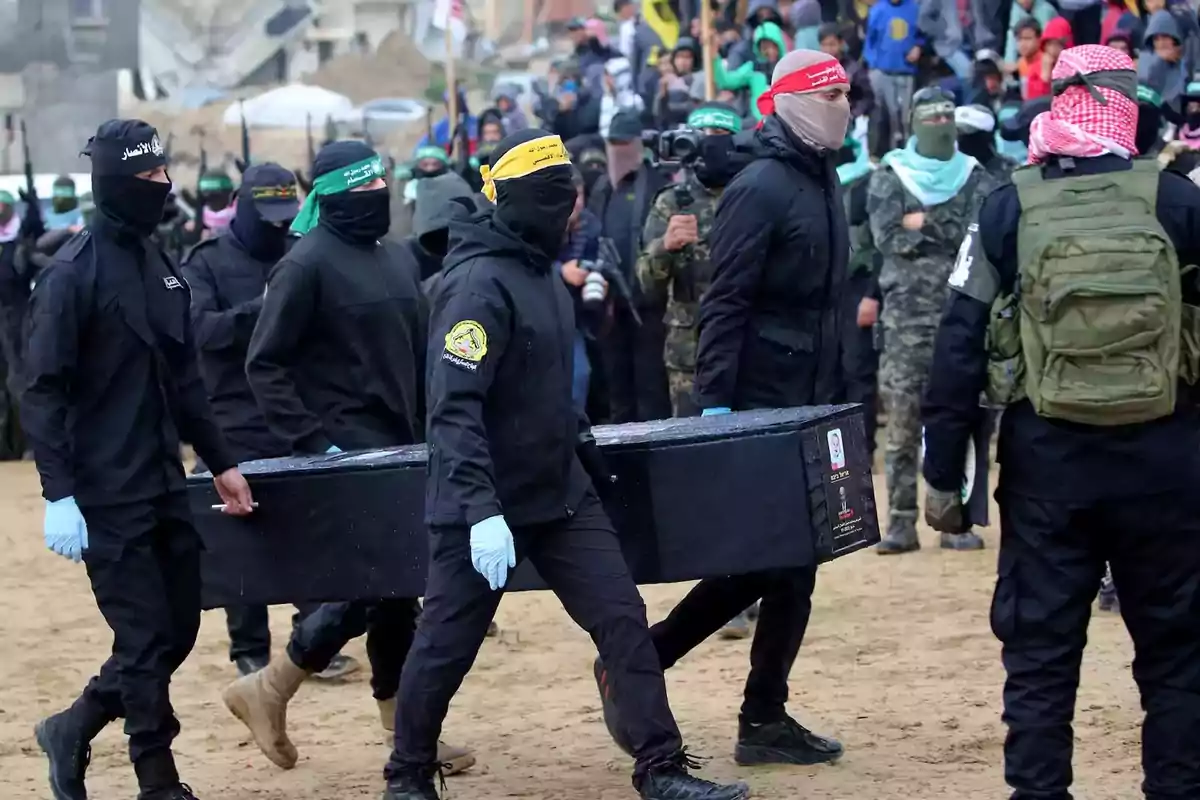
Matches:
[363,108,375,150]
[324,114,338,147]
[237,100,250,173]
[18,119,44,242]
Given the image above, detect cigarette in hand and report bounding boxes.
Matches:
[211,502,261,510]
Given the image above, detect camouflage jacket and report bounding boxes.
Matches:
[867,165,996,327]
[636,179,720,374]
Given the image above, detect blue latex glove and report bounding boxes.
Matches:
[44,497,88,563]
[326,445,342,454]
[701,407,732,417]
[470,515,516,591]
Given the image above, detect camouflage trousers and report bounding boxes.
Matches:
[667,369,700,418]
[878,323,936,533]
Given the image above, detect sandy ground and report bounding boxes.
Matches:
[0,459,1146,799]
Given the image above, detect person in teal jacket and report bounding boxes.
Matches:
[712,21,786,121]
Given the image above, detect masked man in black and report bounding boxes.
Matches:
[229,140,473,775]
[380,129,750,800]
[182,163,301,677]
[26,119,256,800]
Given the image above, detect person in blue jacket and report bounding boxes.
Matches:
[864,0,925,154]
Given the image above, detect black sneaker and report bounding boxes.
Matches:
[137,784,199,800]
[235,654,269,677]
[734,715,843,766]
[636,751,750,800]
[593,656,634,756]
[34,710,92,800]
[382,767,442,800]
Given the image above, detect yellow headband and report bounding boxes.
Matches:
[480,134,571,202]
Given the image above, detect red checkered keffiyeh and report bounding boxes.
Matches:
[1028,45,1139,164]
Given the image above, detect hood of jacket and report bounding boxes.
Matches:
[753,21,787,61]
[1144,9,1182,46]
[1041,15,1075,46]
[443,207,546,276]
[413,172,476,240]
[746,0,784,26]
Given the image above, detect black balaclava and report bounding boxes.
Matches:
[313,140,390,245]
[84,118,171,239]
[231,167,297,262]
[957,130,996,162]
[489,129,577,265]
[51,175,78,214]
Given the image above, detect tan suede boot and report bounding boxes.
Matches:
[376,699,476,776]
[223,655,309,769]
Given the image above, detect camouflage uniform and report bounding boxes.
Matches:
[636,178,719,418]
[867,165,995,540]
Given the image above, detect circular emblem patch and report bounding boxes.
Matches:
[444,320,488,362]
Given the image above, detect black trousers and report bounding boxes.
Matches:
[386,492,681,775]
[224,602,324,663]
[77,493,202,765]
[600,305,671,424]
[287,598,419,700]
[994,489,1200,800]
[650,566,817,722]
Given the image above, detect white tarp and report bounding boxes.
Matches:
[223,84,354,129]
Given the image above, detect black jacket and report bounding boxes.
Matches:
[245,224,427,454]
[923,155,1200,501]
[22,217,235,507]
[425,210,591,528]
[695,116,849,411]
[182,233,291,460]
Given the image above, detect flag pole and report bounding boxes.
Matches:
[445,14,458,161]
[702,0,715,101]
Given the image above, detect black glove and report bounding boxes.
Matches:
[18,187,45,242]
[577,433,616,497]
[924,486,966,534]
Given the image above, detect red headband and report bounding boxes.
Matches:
[756,60,849,118]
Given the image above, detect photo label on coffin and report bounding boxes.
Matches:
[821,423,868,552]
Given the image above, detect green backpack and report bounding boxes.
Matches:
[1010,159,1181,426]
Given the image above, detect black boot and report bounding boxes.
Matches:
[34,695,110,800]
[734,714,843,766]
[635,751,750,800]
[381,766,441,800]
[133,750,184,800]
[593,656,634,756]
[137,785,198,800]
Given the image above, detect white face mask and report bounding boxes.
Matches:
[774,91,852,152]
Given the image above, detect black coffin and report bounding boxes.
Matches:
[191,405,880,609]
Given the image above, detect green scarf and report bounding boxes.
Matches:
[837,137,874,186]
[290,155,385,235]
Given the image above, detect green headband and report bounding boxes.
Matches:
[1139,84,1165,107]
[415,145,450,164]
[687,107,741,134]
[290,155,385,235]
[52,185,76,199]
[199,175,234,193]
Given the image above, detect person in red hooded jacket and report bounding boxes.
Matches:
[1025,16,1074,99]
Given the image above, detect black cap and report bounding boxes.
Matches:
[242,162,299,223]
[606,110,643,143]
[567,16,587,30]
[82,119,167,177]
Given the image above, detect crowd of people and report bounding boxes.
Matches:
[3,2,1200,800]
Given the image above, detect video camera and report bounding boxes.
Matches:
[642,128,705,167]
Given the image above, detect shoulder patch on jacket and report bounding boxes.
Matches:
[443,320,488,370]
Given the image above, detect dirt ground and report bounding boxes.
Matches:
[0,459,1145,799]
